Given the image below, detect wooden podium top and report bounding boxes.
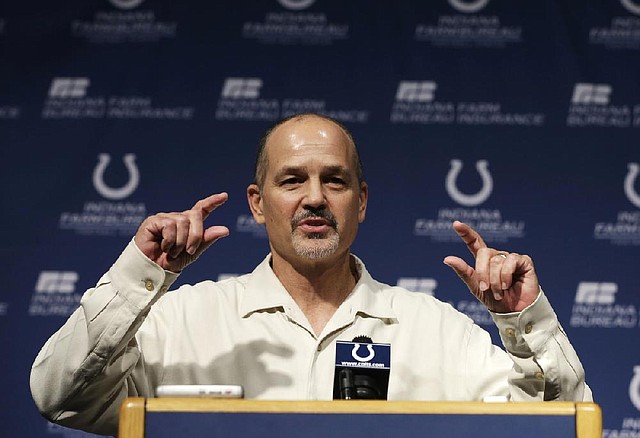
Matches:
[119,399,602,438]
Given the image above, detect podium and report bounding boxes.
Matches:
[119,398,601,438]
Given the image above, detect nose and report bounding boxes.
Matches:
[302,178,326,208]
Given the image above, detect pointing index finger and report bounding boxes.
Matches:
[452,220,487,259]
[192,192,228,220]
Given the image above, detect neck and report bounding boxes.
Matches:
[270,251,358,336]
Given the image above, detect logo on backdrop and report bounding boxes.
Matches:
[71,0,176,43]
[29,271,82,316]
[59,153,147,236]
[593,163,640,245]
[278,0,315,10]
[570,282,638,328]
[625,163,640,208]
[396,278,437,296]
[396,81,437,103]
[448,0,490,13]
[390,80,544,126]
[242,0,348,45]
[93,154,140,201]
[605,379,640,436]
[567,83,640,127]
[621,0,640,15]
[603,368,640,436]
[396,276,492,326]
[109,0,145,9]
[49,77,90,98]
[604,377,640,436]
[414,159,525,244]
[42,77,193,120]
[236,214,268,238]
[0,103,20,119]
[216,77,368,123]
[222,78,263,99]
[571,83,611,105]
[446,159,493,207]
[415,0,522,48]
[391,80,452,123]
[0,302,7,316]
[590,2,640,50]
[632,367,640,411]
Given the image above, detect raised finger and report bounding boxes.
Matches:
[452,221,488,258]
[192,192,228,221]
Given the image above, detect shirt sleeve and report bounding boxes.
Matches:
[29,240,179,436]
[489,289,593,402]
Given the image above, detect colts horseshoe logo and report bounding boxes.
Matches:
[630,366,640,411]
[448,0,490,13]
[446,159,493,207]
[109,0,145,10]
[624,163,640,209]
[93,153,140,200]
[621,0,640,16]
[351,343,375,362]
[277,0,315,10]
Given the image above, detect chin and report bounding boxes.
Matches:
[293,236,340,259]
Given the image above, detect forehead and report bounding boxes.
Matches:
[264,117,355,169]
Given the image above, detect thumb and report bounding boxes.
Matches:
[192,226,230,258]
[443,256,476,291]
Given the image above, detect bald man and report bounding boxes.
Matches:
[31,113,591,436]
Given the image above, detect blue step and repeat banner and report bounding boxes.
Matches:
[1,0,639,436]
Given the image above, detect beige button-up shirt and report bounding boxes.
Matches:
[31,241,591,436]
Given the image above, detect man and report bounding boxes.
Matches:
[30,113,591,436]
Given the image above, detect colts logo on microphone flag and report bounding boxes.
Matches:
[335,340,391,369]
[333,340,391,400]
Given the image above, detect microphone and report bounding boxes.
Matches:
[338,369,355,400]
[333,336,391,400]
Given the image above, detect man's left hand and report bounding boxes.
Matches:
[443,221,540,313]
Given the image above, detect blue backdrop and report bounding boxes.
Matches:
[1,0,639,436]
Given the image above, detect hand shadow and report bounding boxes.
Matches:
[160,339,295,398]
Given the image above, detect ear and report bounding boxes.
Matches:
[247,184,265,224]
[358,181,368,224]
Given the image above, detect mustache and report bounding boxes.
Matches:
[291,208,338,230]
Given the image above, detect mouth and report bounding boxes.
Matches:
[296,217,334,233]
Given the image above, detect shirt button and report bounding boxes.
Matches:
[144,280,154,292]
[160,286,168,293]
[535,372,544,380]
[524,322,533,334]
[505,328,515,337]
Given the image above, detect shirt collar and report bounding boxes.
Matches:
[239,254,397,322]
[239,254,293,317]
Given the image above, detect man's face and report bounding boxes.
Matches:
[248,116,367,264]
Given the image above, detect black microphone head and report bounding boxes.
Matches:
[352,335,373,343]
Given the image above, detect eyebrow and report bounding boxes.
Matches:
[274,165,351,179]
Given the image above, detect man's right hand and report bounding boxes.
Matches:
[133,193,230,272]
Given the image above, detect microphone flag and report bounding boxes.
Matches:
[332,339,391,400]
